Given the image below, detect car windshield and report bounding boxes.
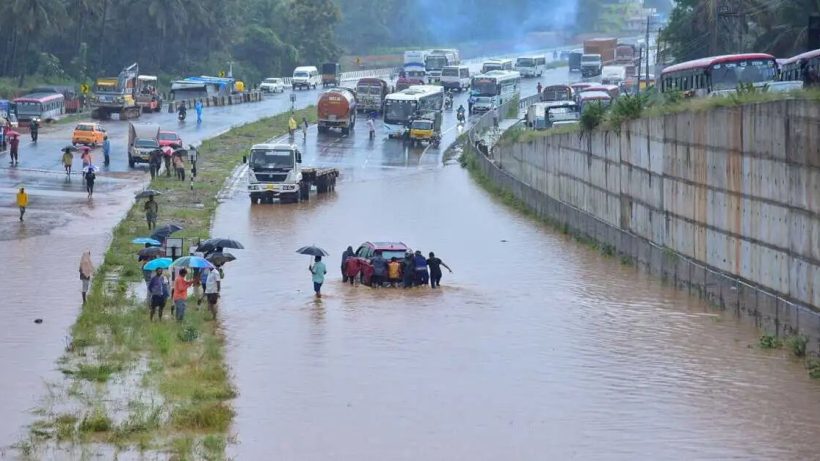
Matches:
[135,139,158,149]
[517,58,534,67]
[251,148,293,169]
[380,250,407,261]
[582,55,600,62]
[294,72,308,78]
[76,124,94,131]
[472,78,498,96]
[710,59,777,90]
[159,133,178,141]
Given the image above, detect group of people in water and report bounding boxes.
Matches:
[340,247,452,289]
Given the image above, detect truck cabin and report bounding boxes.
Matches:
[250,145,301,171]
[541,85,573,102]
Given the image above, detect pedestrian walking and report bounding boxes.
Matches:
[413,250,429,286]
[309,255,327,298]
[195,100,203,124]
[288,115,297,137]
[537,82,543,95]
[102,135,111,166]
[144,195,158,230]
[62,149,73,176]
[84,168,96,198]
[204,264,221,320]
[172,268,195,321]
[367,116,375,140]
[426,252,452,288]
[79,250,94,304]
[80,149,92,168]
[162,146,173,177]
[492,106,499,129]
[370,250,387,287]
[402,252,415,288]
[16,187,28,222]
[388,257,401,287]
[149,149,162,179]
[148,268,170,321]
[9,134,19,166]
[301,116,308,141]
[173,154,185,180]
[302,117,309,131]
[341,246,355,281]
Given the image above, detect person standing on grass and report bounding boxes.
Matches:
[16,187,28,222]
[309,255,327,298]
[148,268,169,321]
[79,251,94,304]
[173,154,185,181]
[426,252,452,288]
[173,268,195,321]
[205,264,221,320]
[144,196,158,230]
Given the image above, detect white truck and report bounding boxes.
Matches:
[247,143,339,204]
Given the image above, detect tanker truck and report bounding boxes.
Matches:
[317,88,357,135]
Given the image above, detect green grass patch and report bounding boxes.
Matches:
[26,106,317,457]
[785,335,808,358]
[759,334,782,349]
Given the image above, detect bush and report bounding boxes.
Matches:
[786,335,808,357]
[580,102,607,131]
[759,334,782,349]
[608,93,647,127]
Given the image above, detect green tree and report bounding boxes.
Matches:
[286,0,342,65]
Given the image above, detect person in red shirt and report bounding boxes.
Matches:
[344,256,360,286]
[172,268,195,321]
[9,134,19,166]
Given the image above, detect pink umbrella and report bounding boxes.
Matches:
[6,130,19,137]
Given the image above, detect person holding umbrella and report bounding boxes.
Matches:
[144,195,158,230]
[80,146,92,168]
[172,268,195,321]
[309,256,327,298]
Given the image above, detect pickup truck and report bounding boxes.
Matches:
[128,122,160,168]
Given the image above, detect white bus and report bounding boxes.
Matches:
[481,59,514,73]
[515,56,547,77]
[383,85,444,137]
[425,49,460,83]
[469,70,521,113]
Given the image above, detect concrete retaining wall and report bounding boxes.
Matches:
[166,91,263,113]
[474,99,820,350]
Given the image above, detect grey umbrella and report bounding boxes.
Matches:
[138,247,165,258]
[197,238,245,253]
[206,252,237,266]
[296,245,329,257]
[151,223,184,242]
[135,189,163,199]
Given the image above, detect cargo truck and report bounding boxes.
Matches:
[321,62,340,87]
[247,143,339,204]
[317,88,357,135]
[583,38,617,64]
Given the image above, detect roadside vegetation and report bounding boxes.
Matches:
[18,107,317,459]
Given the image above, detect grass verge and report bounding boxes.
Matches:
[21,106,317,458]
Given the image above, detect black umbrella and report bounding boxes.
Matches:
[63,145,78,152]
[173,148,188,157]
[197,238,245,253]
[151,223,184,241]
[206,252,237,266]
[296,245,329,257]
[138,246,165,258]
[135,189,163,199]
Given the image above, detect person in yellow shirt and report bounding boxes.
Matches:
[288,115,297,137]
[16,187,28,222]
[387,257,402,287]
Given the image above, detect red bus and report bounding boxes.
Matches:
[14,92,65,122]
[660,53,778,96]
[780,49,820,85]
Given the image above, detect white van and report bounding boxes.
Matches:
[440,65,471,91]
[292,66,320,90]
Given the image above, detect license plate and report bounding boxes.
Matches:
[329,115,337,121]
[265,184,277,191]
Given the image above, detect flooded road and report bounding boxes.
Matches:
[210,80,820,458]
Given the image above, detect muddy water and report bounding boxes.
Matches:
[213,166,820,459]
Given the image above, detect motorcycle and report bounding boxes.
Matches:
[178,110,186,122]
[444,96,453,110]
[456,110,465,124]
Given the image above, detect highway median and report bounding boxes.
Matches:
[18,107,317,459]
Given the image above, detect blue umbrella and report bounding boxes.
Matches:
[170,256,215,269]
[143,258,173,271]
[133,237,162,246]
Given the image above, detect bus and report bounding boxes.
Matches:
[469,70,520,113]
[481,59,514,73]
[425,49,460,83]
[780,49,820,86]
[383,85,444,137]
[14,92,65,122]
[515,56,546,77]
[660,53,778,97]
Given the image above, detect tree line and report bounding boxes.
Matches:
[660,0,819,62]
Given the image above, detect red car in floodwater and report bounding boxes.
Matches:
[353,241,411,285]
[158,130,183,148]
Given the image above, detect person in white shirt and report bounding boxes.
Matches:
[205,266,222,320]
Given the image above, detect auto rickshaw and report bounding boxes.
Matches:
[407,111,442,148]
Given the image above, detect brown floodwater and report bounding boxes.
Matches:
[213,161,820,460]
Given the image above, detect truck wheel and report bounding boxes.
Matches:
[342,127,349,135]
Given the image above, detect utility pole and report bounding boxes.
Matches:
[645,15,651,91]
[713,0,745,54]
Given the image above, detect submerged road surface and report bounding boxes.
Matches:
[211,74,820,458]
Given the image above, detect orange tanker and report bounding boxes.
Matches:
[317,88,357,135]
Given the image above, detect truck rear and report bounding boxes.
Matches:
[583,38,617,64]
[321,63,340,87]
[317,88,357,135]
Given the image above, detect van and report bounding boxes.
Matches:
[292,66,320,90]
[127,122,160,168]
[440,65,471,91]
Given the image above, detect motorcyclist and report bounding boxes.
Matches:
[30,118,39,142]
[457,105,465,122]
[445,92,453,109]
[178,103,187,120]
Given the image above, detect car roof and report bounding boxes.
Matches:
[365,241,409,251]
